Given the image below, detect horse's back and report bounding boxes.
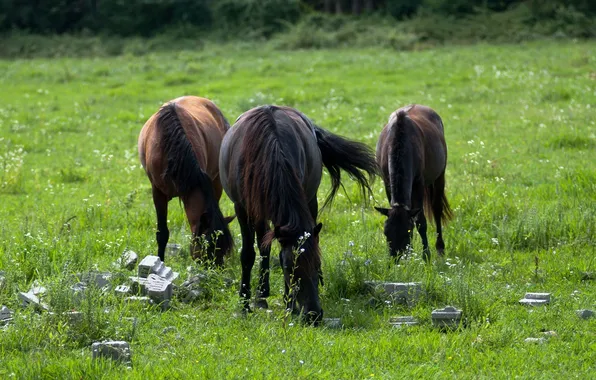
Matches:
[138,96,228,197]
[220,106,322,206]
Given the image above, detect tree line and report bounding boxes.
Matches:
[1,0,594,36]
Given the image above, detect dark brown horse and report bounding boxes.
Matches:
[219,105,377,324]
[375,104,452,262]
[138,96,234,264]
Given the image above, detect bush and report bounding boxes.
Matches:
[212,0,301,38]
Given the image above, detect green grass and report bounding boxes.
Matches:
[1,40,595,378]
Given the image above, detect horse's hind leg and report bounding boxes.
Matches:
[152,186,169,262]
[235,203,256,312]
[432,174,447,256]
[255,221,271,309]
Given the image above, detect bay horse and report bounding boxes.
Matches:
[138,96,234,265]
[219,105,377,324]
[375,104,452,262]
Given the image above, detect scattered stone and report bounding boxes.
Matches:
[182,289,202,303]
[115,285,131,297]
[519,292,551,306]
[166,243,182,257]
[120,250,138,271]
[431,306,462,329]
[162,326,177,334]
[1,305,13,326]
[323,318,342,328]
[524,337,546,344]
[124,296,153,306]
[542,330,557,337]
[18,292,49,311]
[129,277,149,295]
[92,341,132,365]
[30,285,47,296]
[389,316,418,327]
[576,309,595,319]
[365,281,423,305]
[138,255,178,282]
[146,274,173,310]
[77,271,112,289]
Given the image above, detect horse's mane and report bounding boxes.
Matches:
[239,105,320,267]
[156,102,233,253]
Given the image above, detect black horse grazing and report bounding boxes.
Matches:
[219,105,377,324]
[375,104,452,262]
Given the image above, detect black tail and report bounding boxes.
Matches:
[425,172,453,223]
[156,102,233,254]
[313,126,379,208]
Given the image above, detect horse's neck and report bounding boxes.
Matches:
[388,127,419,207]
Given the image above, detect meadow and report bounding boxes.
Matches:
[0,40,595,378]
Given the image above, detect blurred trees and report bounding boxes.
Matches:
[0,0,594,35]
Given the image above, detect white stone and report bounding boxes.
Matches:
[115,285,131,296]
[524,337,546,344]
[431,306,462,328]
[138,255,179,282]
[576,309,594,319]
[323,318,342,328]
[365,281,423,305]
[1,305,13,325]
[121,250,138,270]
[146,274,173,304]
[92,341,131,364]
[18,292,49,311]
[389,316,418,327]
[519,292,551,306]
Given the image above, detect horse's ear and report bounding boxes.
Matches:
[375,207,390,216]
[224,215,236,224]
[409,208,422,219]
[314,223,323,235]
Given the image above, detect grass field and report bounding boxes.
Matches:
[0,40,595,378]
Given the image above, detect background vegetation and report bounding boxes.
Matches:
[0,39,595,377]
[0,0,595,58]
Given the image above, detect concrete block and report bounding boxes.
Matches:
[78,272,112,289]
[146,274,173,304]
[365,281,423,305]
[138,255,179,282]
[124,296,153,306]
[115,285,131,297]
[431,306,462,328]
[121,250,138,271]
[138,256,162,278]
[129,277,148,295]
[1,305,13,326]
[323,318,342,328]
[18,292,49,311]
[92,341,131,364]
[389,316,418,327]
[576,309,594,319]
[30,285,47,296]
[519,292,551,306]
[524,337,546,344]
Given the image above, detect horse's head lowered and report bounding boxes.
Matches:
[191,214,235,266]
[271,222,323,325]
[375,205,421,259]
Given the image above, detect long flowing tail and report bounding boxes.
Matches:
[313,126,379,208]
[240,106,312,235]
[156,102,233,252]
[424,172,453,223]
